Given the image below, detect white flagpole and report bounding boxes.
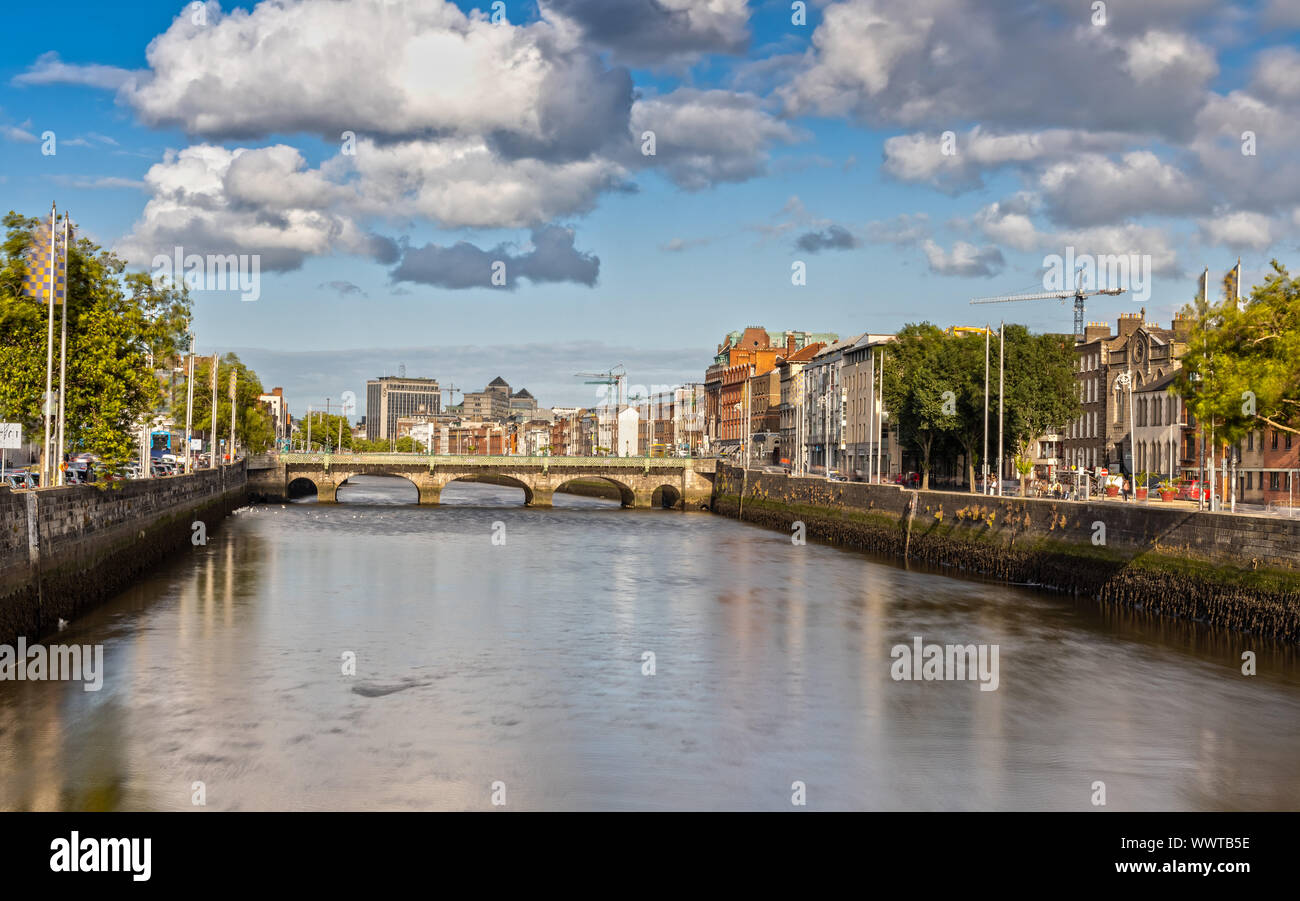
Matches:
[210,354,219,468]
[42,203,57,488]
[56,212,69,485]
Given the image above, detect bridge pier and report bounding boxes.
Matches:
[530,488,554,508]
[418,484,441,505]
[316,480,338,503]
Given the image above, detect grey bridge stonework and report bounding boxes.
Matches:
[247,453,717,509]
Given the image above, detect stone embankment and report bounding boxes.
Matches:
[0,463,247,643]
[713,466,1300,641]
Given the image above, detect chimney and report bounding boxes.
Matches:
[1117,312,1142,338]
[1084,321,1111,343]
[1171,313,1193,342]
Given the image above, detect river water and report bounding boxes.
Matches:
[2,475,1297,811]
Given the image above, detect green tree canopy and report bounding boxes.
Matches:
[0,211,191,464]
[1176,261,1300,448]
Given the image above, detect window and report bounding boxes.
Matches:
[1288,434,1294,450]
[1248,431,1254,451]
[1273,431,1280,450]
[1270,472,1280,491]
[1247,471,1253,490]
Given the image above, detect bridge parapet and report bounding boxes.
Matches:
[259,453,715,508]
[278,453,715,472]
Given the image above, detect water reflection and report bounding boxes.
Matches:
[1,478,1296,811]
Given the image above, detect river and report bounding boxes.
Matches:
[2,475,1297,811]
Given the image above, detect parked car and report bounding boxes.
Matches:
[1178,479,1210,502]
[4,471,38,489]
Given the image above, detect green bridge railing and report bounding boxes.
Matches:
[278,453,715,470]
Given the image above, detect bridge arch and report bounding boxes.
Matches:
[337,473,420,504]
[650,484,683,510]
[553,476,634,507]
[442,473,534,506]
[287,476,318,500]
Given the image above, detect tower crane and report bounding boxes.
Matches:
[574,365,626,409]
[970,271,1126,342]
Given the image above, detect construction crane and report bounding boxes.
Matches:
[574,365,626,409]
[442,383,461,410]
[970,272,1126,342]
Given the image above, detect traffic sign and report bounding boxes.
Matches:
[0,423,20,450]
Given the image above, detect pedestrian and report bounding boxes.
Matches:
[1122,477,1131,502]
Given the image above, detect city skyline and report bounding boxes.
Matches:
[3,0,1298,412]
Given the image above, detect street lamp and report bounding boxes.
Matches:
[1115,370,1135,500]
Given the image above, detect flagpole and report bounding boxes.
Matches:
[56,212,69,486]
[210,354,218,469]
[42,203,56,488]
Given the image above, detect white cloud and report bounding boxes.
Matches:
[922,239,1004,278]
[11,51,139,90]
[1197,211,1275,252]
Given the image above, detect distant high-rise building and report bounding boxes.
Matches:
[366,376,440,441]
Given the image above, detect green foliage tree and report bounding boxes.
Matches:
[187,353,276,455]
[0,212,191,465]
[998,325,1081,476]
[884,323,963,489]
[1176,262,1300,459]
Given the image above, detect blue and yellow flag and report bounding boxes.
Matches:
[20,210,72,305]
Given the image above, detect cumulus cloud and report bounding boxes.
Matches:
[629,88,802,190]
[116,144,398,271]
[921,240,1004,278]
[781,0,1216,141]
[1037,151,1204,227]
[539,0,750,65]
[796,225,859,252]
[1197,211,1275,252]
[391,225,599,289]
[882,126,1132,193]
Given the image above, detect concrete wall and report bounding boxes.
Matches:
[0,463,247,644]
[714,466,1300,641]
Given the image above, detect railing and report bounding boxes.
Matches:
[278,452,714,469]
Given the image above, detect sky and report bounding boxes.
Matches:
[2,0,1299,416]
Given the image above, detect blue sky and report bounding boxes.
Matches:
[2,0,1298,414]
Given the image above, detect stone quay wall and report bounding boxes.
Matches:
[712,465,1300,641]
[0,463,247,644]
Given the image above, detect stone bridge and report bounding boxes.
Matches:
[247,453,717,509]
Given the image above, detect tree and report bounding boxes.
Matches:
[1176,262,1300,458]
[0,212,191,464]
[186,353,276,455]
[885,323,963,489]
[998,325,1080,479]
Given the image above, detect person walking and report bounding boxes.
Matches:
[1122,477,1131,502]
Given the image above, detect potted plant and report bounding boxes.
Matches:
[1135,471,1150,501]
[1158,479,1177,502]
[1105,477,1120,497]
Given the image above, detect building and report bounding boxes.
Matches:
[1130,369,1189,483]
[461,377,513,421]
[775,344,825,469]
[842,335,896,480]
[366,376,440,441]
[802,334,863,475]
[1062,310,1192,478]
[704,327,836,451]
[258,387,290,444]
[509,389,538,418]
[747,367,782,465]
